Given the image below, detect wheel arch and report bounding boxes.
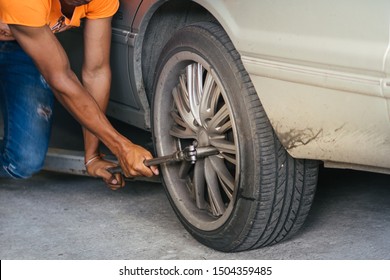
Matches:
[134,1,217,104]
[133,0,256,127]
[135,0,256,87]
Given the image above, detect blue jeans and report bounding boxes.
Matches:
[0,41,54,178]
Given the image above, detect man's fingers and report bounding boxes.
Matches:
[105,174,124,191]
[98,168,125,189]
[120,167,155,178]
[149,165,159,176]
[120,159,154,178]
[143,154,159,176]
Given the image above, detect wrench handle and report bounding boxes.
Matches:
[143,154,179,166]
[107,154,178,174]
[106,166,122,174]
[107,146,218,174]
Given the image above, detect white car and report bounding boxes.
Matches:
[59,0,390,252]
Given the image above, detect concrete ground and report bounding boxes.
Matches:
[0,167,390,260]
[1,105,390,260]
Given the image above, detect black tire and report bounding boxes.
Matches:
[152,22,318,252]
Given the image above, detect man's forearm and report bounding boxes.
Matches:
[50,72,124,156]
[81,67,112,160]
[81,17,115,160]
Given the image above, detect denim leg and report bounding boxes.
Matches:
[0,41,54,179]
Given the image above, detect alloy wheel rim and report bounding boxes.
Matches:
[155,52,240,230]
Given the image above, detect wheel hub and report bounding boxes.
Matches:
[197,128,210,146]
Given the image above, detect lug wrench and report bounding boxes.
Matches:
[107,145,219,175]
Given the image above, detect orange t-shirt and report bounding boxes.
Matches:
[0,0,119,35]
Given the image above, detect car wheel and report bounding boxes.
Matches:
[152,22,319,252]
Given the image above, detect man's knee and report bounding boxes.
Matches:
[1,151,46,179]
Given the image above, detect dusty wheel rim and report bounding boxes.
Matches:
[154,51,240,231]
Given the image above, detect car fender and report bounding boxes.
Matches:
[193,0,390,171]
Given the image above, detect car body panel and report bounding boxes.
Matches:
[108,0,151,127]
[189,0,390,169]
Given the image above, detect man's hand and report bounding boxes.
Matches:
[116,140,159,178]
[85,156,125,190]
[0,21,14,41]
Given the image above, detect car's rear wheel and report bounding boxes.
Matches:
[152,22,319,252]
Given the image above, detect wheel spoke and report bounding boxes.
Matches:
[209,138,236,155]
[179,161,193,179]
[197,63,204,98]
[216,119,232,134]
[179,74,189,101]
[208,104,230,134]
[209,156,234,200]
[170,110,188,128]
[170,112,197,139]
[193,159,207,209]
[221,153,237,165]
[170,126,197,139]
[172,86,197,132]
[204,158,225,216]
[199,71,220,125]
[187,63,203,126]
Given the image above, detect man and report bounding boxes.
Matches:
[0,0,159,189]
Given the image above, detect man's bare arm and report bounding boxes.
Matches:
[81,17,112,161]
[80,17,125,187]
[9,24,157,177]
